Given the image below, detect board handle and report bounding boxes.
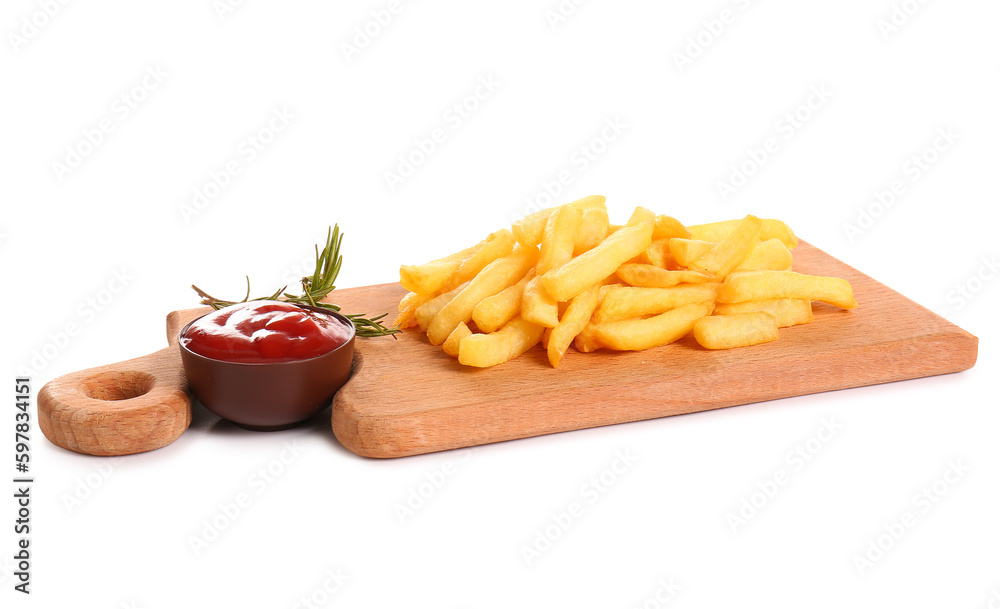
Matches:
[36,309,206,456]
[38,346,191,456]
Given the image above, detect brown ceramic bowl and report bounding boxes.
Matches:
[177,305,356,431]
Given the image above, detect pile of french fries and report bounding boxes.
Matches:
[395,196,857,368]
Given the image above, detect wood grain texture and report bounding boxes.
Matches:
[37,241,978,458]
[327,241,978,458]
[38,312,196,456]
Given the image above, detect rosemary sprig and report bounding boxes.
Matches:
[191,225,399,338]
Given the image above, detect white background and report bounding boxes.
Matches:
[2,0,999,607]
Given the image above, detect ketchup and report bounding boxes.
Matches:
[181,301,353,363]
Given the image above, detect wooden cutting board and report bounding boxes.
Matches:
[39,241,978,458]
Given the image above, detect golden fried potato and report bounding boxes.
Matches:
[427,245,539,345]
[714,298,813,327]
[443,322,472,357]
[398,199,855,370]
[458,317,545,368]
[573,207,610,256]
[442,229,515,290]
[593,284,721,324]
[693,312,779,349]
[512,195,606,247]
[688,218,798,249]
[719,270,857,309]
[399,243,479,295]
[688,215,762,280]
[736,238,793,272]
[547,284,600,367]
[415,281,469,331]
[642,239,678,269]
[394,291,434,328]
[573,322,604,353]
[653,215,691,241]
[616,264,713,289]
[521,276,560,328]
[541,207,655,302]
[667,238,716,268]
[537,204,582,275]
[593,301,714,351]
[472,270,534,333]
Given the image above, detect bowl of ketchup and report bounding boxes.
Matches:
[178,300,356,430]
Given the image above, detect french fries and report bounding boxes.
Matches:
[641,240,677,269]
[415,281,469,331]
[538,205,582,275]
[547,284,600,367]
[541,207,654,302]
[594,284,721,324]
[653,215,691,241]
[512,195,606,247]
[719,270,857,310]
[688,218,798,249]
[714,298,813,327]
[472,271,534,333]
[399,243,479,295]
[427,245,538,345]
[693,311,778,349]
[668,238,716,268]
[521,276,560,328]
[737,239,793,272]
[443,322,472,357]
[615,263,713,289]
[688,215,762,280]
[444,229,515,290]
[398,197,856,368]
[573,207,610,256]
[458,317,544,368]
[394,291,434,328]
[593,301,715,351]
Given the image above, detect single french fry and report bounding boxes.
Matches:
[653,215,691,241]
[394,291,434,328]
[428,245,540,345]
[573,287,613,353]
[547,284,600,367]
[573,207,610,256]
[688,218,798,249]
[443,229,515,290]
[616,264,714,289]
[688,215,762,280]
[399,243,479,295]
[443,322,472,357]
[472,270,534,333]
[668,238,717,268]
[416,281,470,331]
[541,207,655,302]
[693,312,779,349]
[538,205,583,275]
[593,284,721,324]
[714,298,813,327]
[522,276,560,328]
[512,195,606,247]
[736,238,793,272]
[643,239,678,269]
[458,317,544,368]
[628,206,656,227]
[593,301,714,351]
[719,270,857,309]
[573,322,604,353]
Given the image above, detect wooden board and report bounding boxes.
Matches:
[41,241,978,458]
[327,241,976,457]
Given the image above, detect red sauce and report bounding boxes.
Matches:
[181,301,353,363]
